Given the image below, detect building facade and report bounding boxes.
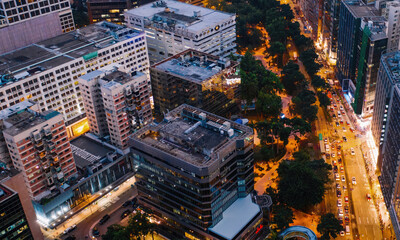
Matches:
[381,1,400,52]
[337,0,387,116]
[150,49,240,119]
[125,0,236,64]
[0,0,74,54]
[0,21,149,138]
[2,109,77,200]
[0,184,33,240]
[87,0,153,25]
[79,65,152,149]
[130,104,263,240]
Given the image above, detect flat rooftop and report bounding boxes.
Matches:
[362,16,387,41]
[0,21,143,83]
[126,0,234,32]
[344,0,379,18]
[382,52,400,84]
[208,195,261,240]
[3,110,61,136]
[153,50,232,83]
[0,184,16,203]
[131,104,252,166]
[70,135,117,169]
[0,100,36,120]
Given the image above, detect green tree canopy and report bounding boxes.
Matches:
[317,213,344,240]
[273,204,295,230]
[311,75,328,89]
[299,49,322,76]
[267,41,286,68]
[281,61,306,95]
[317,92,331,108]
[256,92,282,118]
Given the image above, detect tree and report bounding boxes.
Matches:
[240,72,259,104]
[102,224,130,240]
[277,160,327,211]
[292,89,318,122]
[256,92,282,118]
[281,61,306,95]
[273,204,295,230]
[317,92,331,108]
[294,35,313,52]
[267,41,286,68]
[311,75,328,89]
[300,49,322,76]
[292,149,310,162]
[317,213,344,240]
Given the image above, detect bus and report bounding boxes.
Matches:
[319,133,325,154]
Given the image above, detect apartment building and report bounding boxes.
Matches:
[130,104,262,240]
[0,21,149,138]
[79,65,152,150]
[2,109,77,200]
[0,0,75,54]
[381,1,400,52]
[0,184,33,240]
[125,0,236,64]
[151,49,240,119]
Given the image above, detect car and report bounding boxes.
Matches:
[93,227,100,237]
[338,158,342,164]
[121,209,131,219]
[338,112,342,117]
[346,121,350,125]
[342,127,346,132]
[338,207,344,216]
[337,151,341,156]
[338,216,343,224]
[336,183,341,189]
[340,231,345,236]
[344,205,349,214]
[335,173,340,181]
[341,175,346,182]
[340,166,344,173]
[99,214,111,225]
[367,194,372,201]
[333,114,336,118]
[337,145,342,150]
[335,121,340,127]
[324,138,328,143]
[340,120,343,124]
[343,185,347,191]
[337,190,341,198]
[326,153,330,159]
[345,196,349,203]
[343,136,347,142]
[345,215,350,223]
[352,177,356,185]
[340,106,344,110]
[334,104,337,108]
[350,127,355,132]
[62,225,77,235]
[333,165,338,173]
[333,160,337,166]
[351,148,355,156]
[337,199,342,207]
[332,153,336,158]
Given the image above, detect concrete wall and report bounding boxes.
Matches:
[0,13,63,55]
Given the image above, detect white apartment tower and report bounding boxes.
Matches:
[79,65,152,150]
[125,0,236,64]
[381,1,400,52]
[0,22,149,138]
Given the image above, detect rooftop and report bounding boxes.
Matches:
[0,184,16,203]
[361,16,387,41]
[152,49,233,83]
[0,100,36,120]
[3,110,61,136]
[208,195,261,240]
[130,104,252,166]
[344,0,379,18]
[0,22,143,85]
[382,52,400,83]
[126,0,234,32]
[70,135,117,169]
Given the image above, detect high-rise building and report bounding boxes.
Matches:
[381,1,400,52]
[299,0,322,40]
[125,0,236,64]
[2,109,77,200]
[79,65,152,150]
[0,0,75,54]
[87,0,154,25]
[130,104,263,240]
[372,52,400,147]
[0,184,33,240]
[150,49,240,119]
[0,21,149,138]
[321,0,341,61]
[337,0,387,116]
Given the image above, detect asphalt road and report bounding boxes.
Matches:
[60,187,137,239]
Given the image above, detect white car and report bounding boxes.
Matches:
[352,177,356,185]
[351,147,355,156]
[340,106,344,110]
[332,153,336,158]
[341,175,346,182]
[335,173,340,181]
[338,207,344,216]
[337,199,342,207]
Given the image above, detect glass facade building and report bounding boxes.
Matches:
[130,104,262,239]
[0,184,33,240]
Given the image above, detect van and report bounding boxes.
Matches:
[346,226,350,235]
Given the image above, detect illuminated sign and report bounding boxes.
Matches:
[255,224,264,234]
